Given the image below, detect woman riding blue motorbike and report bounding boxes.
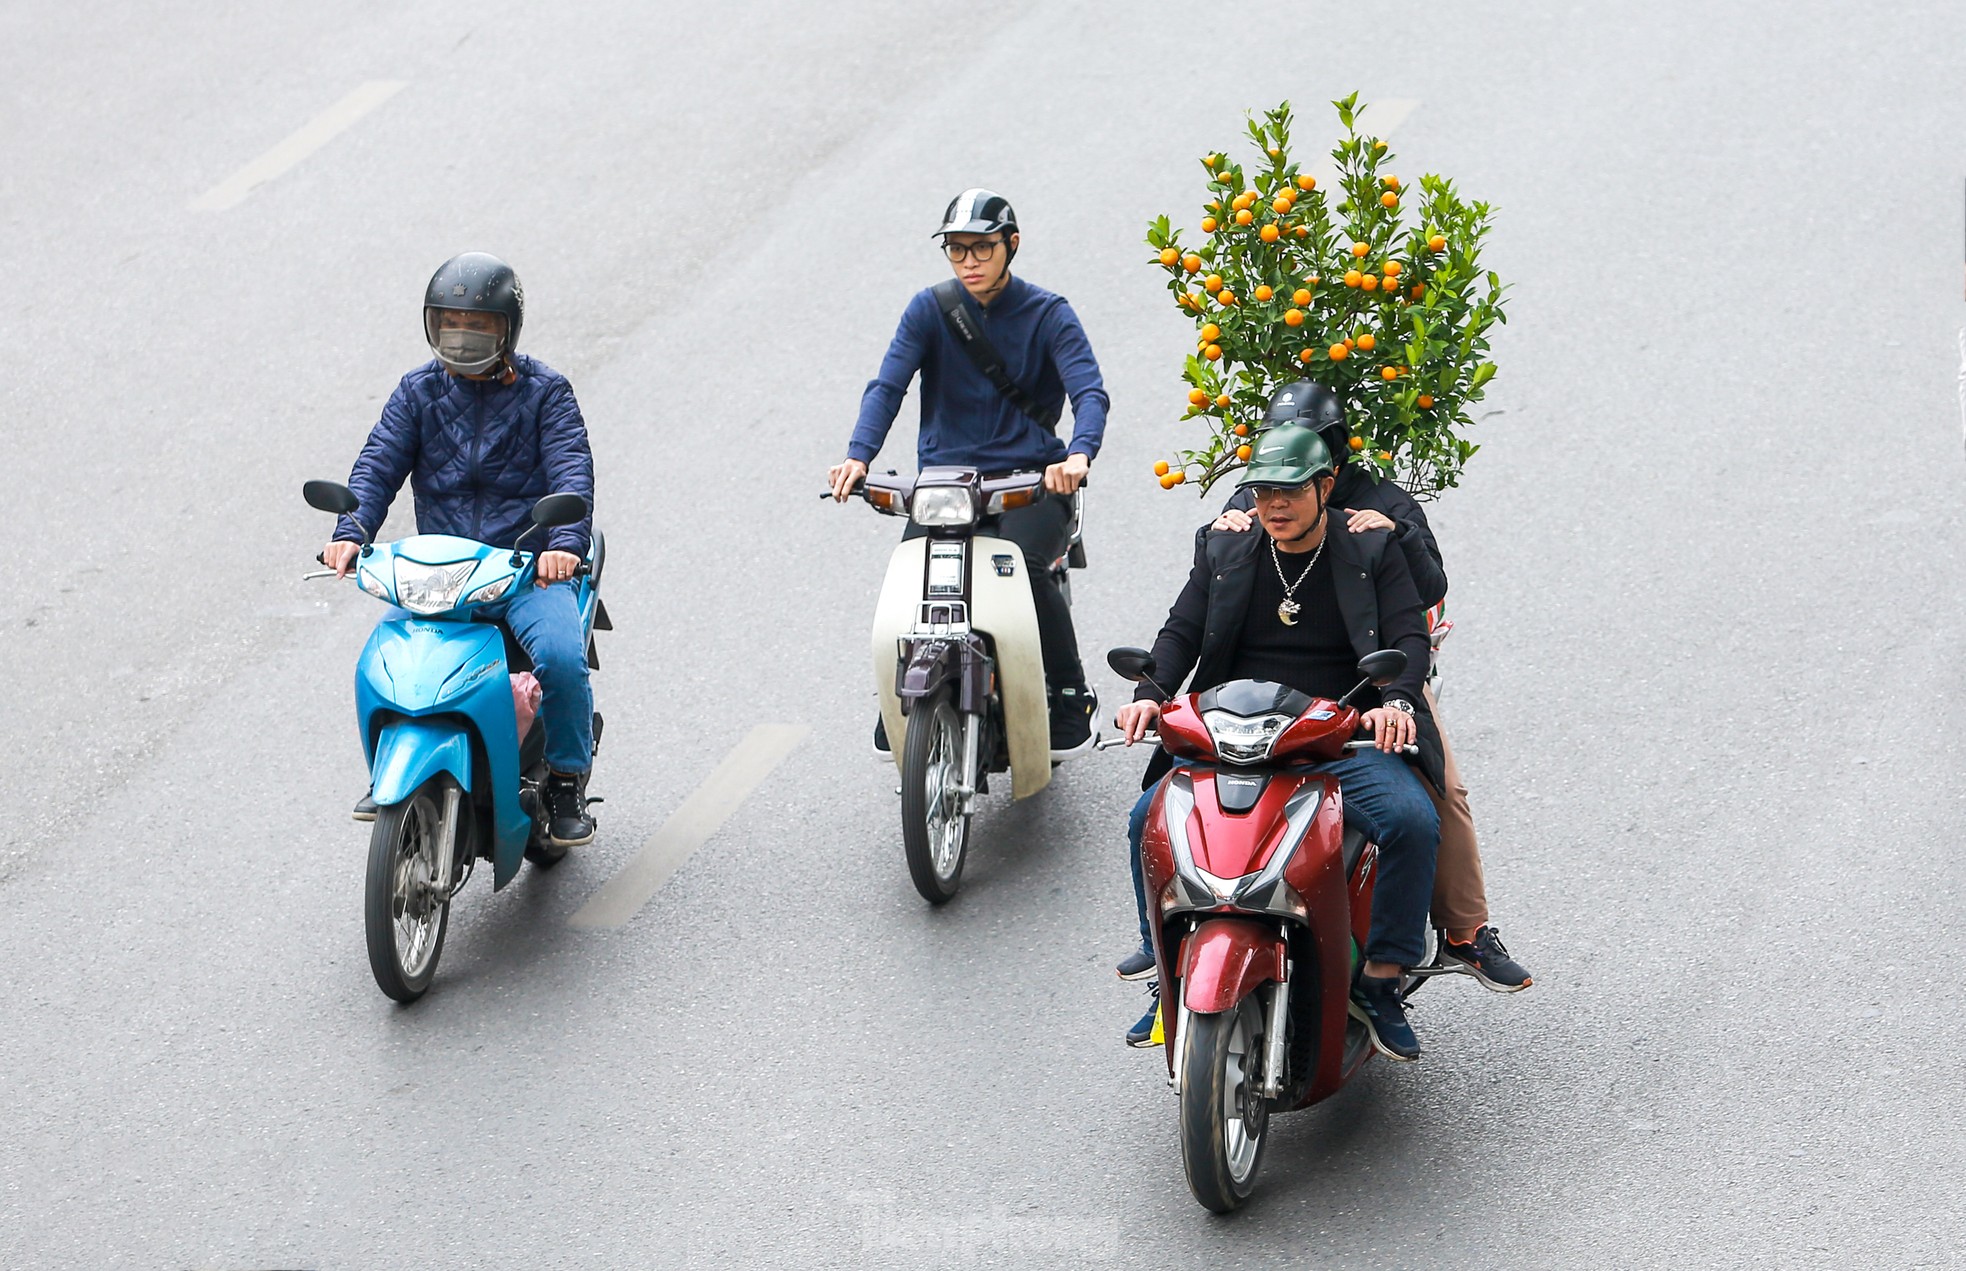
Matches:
[311,252,604,1002]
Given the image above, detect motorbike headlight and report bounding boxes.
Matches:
[1201,710,1293,765]
[357,567,390,601]
[464,575,514,606]
[394,560,477,615]
[910,485,979,528]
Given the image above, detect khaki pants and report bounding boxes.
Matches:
[1424,684,1488,931]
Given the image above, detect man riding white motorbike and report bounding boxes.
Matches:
[829,188,1111,758]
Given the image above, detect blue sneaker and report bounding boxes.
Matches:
[1349,973,1421,1061]
[1125,982,1161,1048]
[1444,925,1533,992]
[1115,944,1156,980]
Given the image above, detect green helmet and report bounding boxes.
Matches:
[1236,422,1336,490]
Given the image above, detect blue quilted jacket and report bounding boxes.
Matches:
[334,354,595,556]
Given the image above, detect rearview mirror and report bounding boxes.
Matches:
[1357,649,1408,686]
[302,480,359,515]
[530,492,589,528]
[1107,647,1158,683]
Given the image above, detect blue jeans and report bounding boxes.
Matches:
[1127,750,1440,967]
[490,581,594,775]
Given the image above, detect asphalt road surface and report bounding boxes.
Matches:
[4,2,1964,1267]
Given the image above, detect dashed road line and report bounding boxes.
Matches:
[568,723,808,930]
[190,80,406,211]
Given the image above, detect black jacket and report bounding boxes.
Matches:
[1224,466,1446,608]
[1134,521,1444,792]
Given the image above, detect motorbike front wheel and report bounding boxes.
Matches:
[1179,996,1271,1213]
[364,778,455,1003]
[900,687,972,904]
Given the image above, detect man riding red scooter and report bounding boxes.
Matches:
[1112,422,1441,1059]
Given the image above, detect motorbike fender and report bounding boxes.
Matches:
[356,615,532,890]
[968,533,1048,800]
[357,619,504,715]
[1180,917,1287,1015]
[370,718,473,808]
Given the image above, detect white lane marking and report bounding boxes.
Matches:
[568,724,808,929]
[1301,98,1420,194]
[190,80,406,212]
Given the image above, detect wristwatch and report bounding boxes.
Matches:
[1381,697,1416,716]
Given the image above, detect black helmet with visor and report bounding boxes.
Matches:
[423,252,524,376]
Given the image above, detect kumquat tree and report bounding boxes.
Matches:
[1145,94,1507,496]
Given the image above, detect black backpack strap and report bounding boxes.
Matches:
[930,279,1059,431]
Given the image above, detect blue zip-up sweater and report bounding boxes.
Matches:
[849,275,1110,471]
[333,354,595,556]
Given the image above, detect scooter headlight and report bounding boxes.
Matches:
[464,575,514,606]
[1201,710,1293,765]
[910,485,979,528]
[394,560,477,615]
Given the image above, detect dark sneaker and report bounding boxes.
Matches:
[1445,925,1533,992]
[353,792,378,822]
[1126,981,1162,1048]
[1049,684,1097,759]
[543,772,596,848]
[1116,944,1156,981]
[873,714,892,760]
[1349,973,1421,1062]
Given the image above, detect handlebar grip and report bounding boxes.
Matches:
[1343,740,1420,755]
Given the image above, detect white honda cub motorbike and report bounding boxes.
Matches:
[847,466,1087,903]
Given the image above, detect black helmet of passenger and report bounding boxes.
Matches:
[423,252,524,376]
[1263,380,1349,460]
[933,188,1018,240]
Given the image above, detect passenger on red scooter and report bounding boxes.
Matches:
[322,253,599,850]
[1112,423,1439,1060]
[826,188,1111,758]
[1176,381,1531,992]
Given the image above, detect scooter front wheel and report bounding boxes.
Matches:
[364,779,455,1003]
[900,687,971,904]
[1179,996,1270,1213]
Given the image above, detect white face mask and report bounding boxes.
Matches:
[432,327,502,375]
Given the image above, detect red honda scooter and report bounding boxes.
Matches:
[1102,645,1427,1214]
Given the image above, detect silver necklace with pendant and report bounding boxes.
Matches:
[1270,535,1325,626]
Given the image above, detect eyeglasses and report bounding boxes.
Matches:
[942,238,1002,263]
[1246,483,1313,501]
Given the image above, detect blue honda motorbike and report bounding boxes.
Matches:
[303,480,607,1002]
